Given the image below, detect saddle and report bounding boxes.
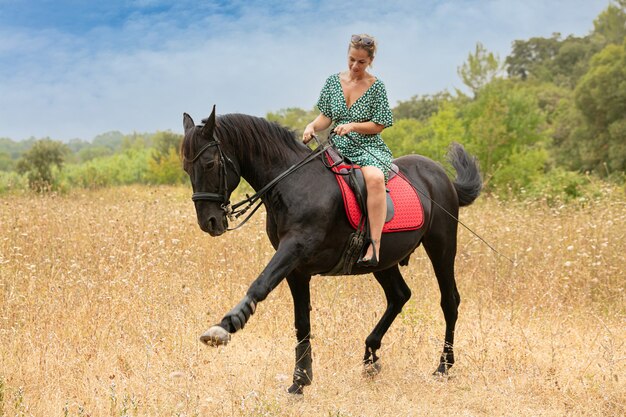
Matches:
[322,147,424,276]
[326,147,396,222]
[324,147,424,233]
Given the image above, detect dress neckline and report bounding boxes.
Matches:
[335,73,378,111]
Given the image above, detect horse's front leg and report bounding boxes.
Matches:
[200,238,303,346]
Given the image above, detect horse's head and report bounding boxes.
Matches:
[182,106,241,236]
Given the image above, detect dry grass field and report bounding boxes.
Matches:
[1,185,624,416]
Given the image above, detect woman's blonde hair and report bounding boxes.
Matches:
[349,33,377,59]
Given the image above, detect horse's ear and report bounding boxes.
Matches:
[183,113,195,135]
[201,105,216,138]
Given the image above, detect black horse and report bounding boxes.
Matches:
[181,107,482,395]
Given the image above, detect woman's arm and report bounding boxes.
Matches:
[303,113,332,143]
[334,121,384,136]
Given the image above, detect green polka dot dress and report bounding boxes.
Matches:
[317,73,394,181]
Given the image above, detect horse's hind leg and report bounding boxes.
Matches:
[423,230,460,375]
[286,271,313,395]
[364,265,412,375]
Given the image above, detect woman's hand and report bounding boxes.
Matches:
[303,113,332,143]
[302,124,316,144]
[335,123,354,136]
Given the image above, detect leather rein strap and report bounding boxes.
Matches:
[225,140,332,230]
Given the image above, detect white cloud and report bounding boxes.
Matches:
[0,0,607,141]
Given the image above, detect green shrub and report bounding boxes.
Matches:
[62,149,150,189]
[0,171,27,194]
[526,168,609,205]
[488,146,549,196]
[15,139,69,192]
[145,148,186,185]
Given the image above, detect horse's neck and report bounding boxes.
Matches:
[229,138,304,192]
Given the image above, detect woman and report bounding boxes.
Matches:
[303,34,394,267]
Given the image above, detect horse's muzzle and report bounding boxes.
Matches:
[199,215,227,236]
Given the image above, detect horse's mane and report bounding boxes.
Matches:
[218,114,310,164]
[182,113,308,170]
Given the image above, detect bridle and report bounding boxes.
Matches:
[188,135,238,214]
[187,131,332,231]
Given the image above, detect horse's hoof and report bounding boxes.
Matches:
[199,326,231,346]
[432,362,451,377]
[363,360,382,378]
[287,383,304,396]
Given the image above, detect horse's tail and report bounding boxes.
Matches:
[447,142,482,207]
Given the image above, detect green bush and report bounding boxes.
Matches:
[488,146,549,195]
[62,149,150,189]
[525,168,615,206]
[145,147,186,185]
[0,171,27,194]
[16,139,69,192]
[384,103,465,161]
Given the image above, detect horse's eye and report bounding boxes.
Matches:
[203,160,216,171]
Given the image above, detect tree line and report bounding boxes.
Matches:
[1,1,624,201]
[0,131,185,192]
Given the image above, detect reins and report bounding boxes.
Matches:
[224,138,333,231]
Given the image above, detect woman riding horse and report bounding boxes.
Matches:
[303,33,393,267]
[181,105,481,395]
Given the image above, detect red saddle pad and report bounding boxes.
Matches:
[330,162,424,233]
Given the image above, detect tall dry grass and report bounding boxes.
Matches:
[0,186,624,416]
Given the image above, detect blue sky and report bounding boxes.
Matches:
[0,0,609,141]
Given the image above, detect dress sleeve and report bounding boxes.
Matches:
[371,80,394,128]
[316,75,334,119]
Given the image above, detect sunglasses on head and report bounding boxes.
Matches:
[351,35,374,46]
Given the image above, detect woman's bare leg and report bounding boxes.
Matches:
[361,166,386,261]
